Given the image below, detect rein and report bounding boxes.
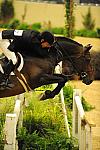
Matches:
[54,41,88,79]
[54,41,79,73]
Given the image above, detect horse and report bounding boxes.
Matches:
[0,36,94,100]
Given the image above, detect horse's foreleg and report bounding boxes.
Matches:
[39,74,68,100]
[39,74,66,85]
[40,82,66,100]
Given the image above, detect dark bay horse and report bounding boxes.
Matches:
[0,36,94,100]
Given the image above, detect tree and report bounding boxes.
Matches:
[0,0,14,23]
[82,7,95,30]
[64,0,75,38]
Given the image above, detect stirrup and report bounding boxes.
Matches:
[0,76,14,89]
[3,59,15,75]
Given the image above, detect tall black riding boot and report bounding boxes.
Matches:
[0,60,15,87]
[4,59,15,75]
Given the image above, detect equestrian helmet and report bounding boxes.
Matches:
[41,31,54,45]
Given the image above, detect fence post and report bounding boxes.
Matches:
[73,89,82,138]
[14,94,24,130]
[73,89,86,150]
[72,89,95,150]
[4,114,17,150]
[4,94,25,150]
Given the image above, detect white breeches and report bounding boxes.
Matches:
[0,39,17,65]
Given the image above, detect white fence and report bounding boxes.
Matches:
[4,94,25,150]
[55,62,71,138]
[73,89,96,150]
[2,71,96,150]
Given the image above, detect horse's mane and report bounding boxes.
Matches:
[55,36,83,47]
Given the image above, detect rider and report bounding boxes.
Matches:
[0,29,54,86]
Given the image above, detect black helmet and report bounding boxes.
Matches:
[41,31,54,45]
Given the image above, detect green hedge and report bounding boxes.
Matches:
[75,29,98,38]
[0,19,99,38]
[97,28,100,38]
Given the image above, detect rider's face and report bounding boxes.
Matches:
[41,39,51,48]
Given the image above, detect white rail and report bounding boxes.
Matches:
[4,94,25,150]
[55,61,70,138]
[73,89,96,150]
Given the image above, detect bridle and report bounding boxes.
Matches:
[53,41,88,80]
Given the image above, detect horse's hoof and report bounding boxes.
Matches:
[39,93,47,100]
[39,90,51,100]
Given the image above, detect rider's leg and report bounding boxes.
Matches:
[0,39,17,86]
[0,39,17,74]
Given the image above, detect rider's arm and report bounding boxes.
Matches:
[1,29,24,39]
[1,29,40,43]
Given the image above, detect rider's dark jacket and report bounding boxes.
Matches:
[2,29,49,57]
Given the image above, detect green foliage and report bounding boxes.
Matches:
[17,127,78,150]
[8,19,20,29]
[16,92,78,149]
[81,97,95,111]
[0,114,5,150]
[51,27,65,35]
[23,92,65,134]
[0,0,14,23]
[0,19,20,29]
[0,19,42,30]
[63,84,94,111]
[75,29,97,38]
[17,23,29,30]
[31,22,41,30]
[0,23,9,28]
[63,85,73,109]
[82,7,95,30]
[97,28,100,38]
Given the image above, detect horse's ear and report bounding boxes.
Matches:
[84,44,92,53]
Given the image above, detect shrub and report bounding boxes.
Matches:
[63,84,94,111]
[97,28,100,38]
[51,27,65,35]
[63,85,73,109]
[17,23,29,30]
[16,92,78,149]
[82,7,95,30]
[17,121,78,150]
[8,19,20,29]
[0,114,5,150]
[75,29,97,38]
[31,22,41,30]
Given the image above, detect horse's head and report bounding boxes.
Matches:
[55,37,94,85]
[71,44,94,85]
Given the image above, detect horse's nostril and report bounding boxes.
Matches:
[86,80,93,85]
[82,78,93,85]
[89,80,93,84]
